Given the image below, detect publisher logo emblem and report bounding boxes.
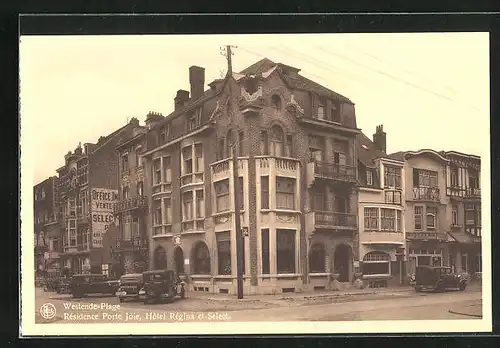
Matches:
[40,303,56,319]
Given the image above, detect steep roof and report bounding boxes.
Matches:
[357,132,387,168]
[240,58,354,104]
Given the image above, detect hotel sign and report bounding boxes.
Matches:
[91,188,118,248]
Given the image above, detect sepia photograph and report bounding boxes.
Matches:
[20,32,491,335]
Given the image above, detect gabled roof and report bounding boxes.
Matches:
[240,58,354,104]
[357,132,387,168]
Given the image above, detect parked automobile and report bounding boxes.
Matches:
[43,277,58,292]
[414,266,468,292]
[142,269,186,304]
[115,273,144,302]
[55,277,71,294]
[70,274,120,298]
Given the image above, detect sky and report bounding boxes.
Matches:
[20,33,490,185]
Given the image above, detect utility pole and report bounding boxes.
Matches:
[222,45,244,299]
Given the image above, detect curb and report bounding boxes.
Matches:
[448,309,482,318]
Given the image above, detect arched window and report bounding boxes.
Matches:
[153,246,167,270]
[362,251,390,276]
[269,125,284,157]
[309,243,326,273]
[122,186,129,199]
[137,181,144,196]
[192,242,211,274]
[271,95,282,111]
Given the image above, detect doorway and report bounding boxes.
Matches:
[153,246,167,270]
[174,247,185,275]
[334,244,351,282]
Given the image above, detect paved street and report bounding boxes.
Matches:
[35,285,482,323]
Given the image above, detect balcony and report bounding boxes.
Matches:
[306,211,357,232]
[307,161,357,187]
[447,185,466,199]
[113,195,148,215]
[412,187,440,202]
[465,187,481,199]
[63,244,89,254]
[257,156,300,177]
[211,158,248,182]
[406,231,447,241]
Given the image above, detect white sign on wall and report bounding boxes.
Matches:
[91,188,118,248]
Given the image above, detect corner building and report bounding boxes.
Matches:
[140,59,361,295]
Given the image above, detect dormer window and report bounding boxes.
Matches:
[158,124,169,144]
[271,95,282,111]
[332,102,341,122]
[187,110,202,132]
[366,170,373,186]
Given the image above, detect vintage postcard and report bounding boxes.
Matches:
[20,32,491,336]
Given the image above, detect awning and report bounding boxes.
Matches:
[447,231,474,244]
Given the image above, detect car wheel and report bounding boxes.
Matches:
[435,282,445,293]
[458,282,467,291]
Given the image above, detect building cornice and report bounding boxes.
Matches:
[404,149,450,163]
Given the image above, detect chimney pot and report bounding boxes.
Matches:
[373,125,387,154]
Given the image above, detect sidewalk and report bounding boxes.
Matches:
[448,300,482,318]
[188,285,415,302]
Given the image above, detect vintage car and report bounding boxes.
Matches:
[69,274,120,298]
[115,273,144,302]
[55,277,71,294]
[43,277,59,292]
[142,269,186,304]
[414,266,468,292]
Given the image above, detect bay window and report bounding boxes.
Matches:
[276,177,295,210]
[381,209,395,231]
[182,147,193,175]
[196,190,204,218]
[152,158,161,185]
[215,179,230,212]
[153,199,162,226]
[260,176,269,209]
[363,252,390,276]
[182,191,193,221]
[364,208,378,230]
[269,125,284,157]
[195,143,203,172]
[163,156,172,182]
[277,229,296,274]
[164,198,172,225]
[384,165,402,188]
[216,232,231,275]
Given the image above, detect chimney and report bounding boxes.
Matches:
[145,111,164,129]
[189,66,205,101]
[174,89,190,110]
[373,125,387,153]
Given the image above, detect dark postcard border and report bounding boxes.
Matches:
[4,11,499,344]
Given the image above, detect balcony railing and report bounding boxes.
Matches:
[412,187,440,202]
[309,161,357,183]
[466,187,481,199]
[312,211,357,229]
[113,195,148,214]
[406,231,447,241]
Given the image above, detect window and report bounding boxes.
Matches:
[123,214,132,240]
[192,242,210,274]
[364,208,378,230]
[122,186,129,200]
[182,192,193,221]
[261,229,270,274]
[238,131,245,156]
[269,125,284,157]
[285,135,293,157]
[158,125,169,144]
[276,177,295,210]
[153,158,161,185]
[217,232,231,275]
[469,175,479,189]
[426,207,437,230]
[465,203,480,226]
[309,135,324,162]
[461,252,468,273]
[261,176,269,209]
[271,95,282,111]
[196,190,204,218]
[414,206,423,230]
[238,177,244,211]
[450,166,459,187]
[194,144,203,172]
[380,208,396,231]
[332,102,341,122]
[153,200,162,226]
[216,138,225,161]
[313,190,326,211]
[260,131,268,155]
[215,179,230,212]
[363,252,390,276]
[385,190,402,205]
[182,147,193,175]
[226,129,233,158]
[187,110,201,131]
[309,243,326,273]
[163,156,172,182]
[452,205,458,225]
[413,169,438,187]
[277,229,296,274]
[137,181,144,196]
[317,98,325,119]
[121,154,129,172]
[164,198,172,224]
[384,166,401,188]
[366,170,373,186]
[396,210,402,232]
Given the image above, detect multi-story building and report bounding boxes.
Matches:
[388,149,451,275]
[134,58,360,295]
[111,121,149,275]
[442,151,482,277]
[33,176,59,276]
[54,119,139,276]
[356,126,406,287]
